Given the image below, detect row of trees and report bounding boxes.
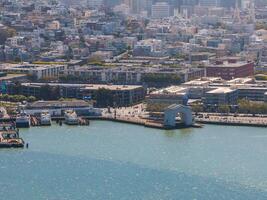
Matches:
[142,74,181,86]
[146,103,170,112]
[191,99,267,114]
[238,99,267,114]
[0,94,36,102]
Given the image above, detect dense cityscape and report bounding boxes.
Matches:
[0,0,267,199]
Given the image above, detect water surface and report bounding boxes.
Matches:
[0,121,267,199]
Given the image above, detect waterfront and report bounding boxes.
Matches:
[0,121,267,199]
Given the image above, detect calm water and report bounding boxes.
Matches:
[0,121,267,200]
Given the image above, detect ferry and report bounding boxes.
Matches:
[16,113,30,128]
[64,110,79,125]
[40,111,51,126]
[0,125,24,148]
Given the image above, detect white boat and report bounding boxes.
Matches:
[64,110,79,125]
[40,111,51,126]
[16,113,30,128]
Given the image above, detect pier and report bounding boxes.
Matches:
[195,114,267,128]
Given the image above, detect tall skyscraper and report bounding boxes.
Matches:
[199,0,220,7]
[87,0,103,7]
[129,0,150,14]
[151,2,170,18]
[220,0,237,8]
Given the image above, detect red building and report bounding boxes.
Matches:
[206,60,254,80]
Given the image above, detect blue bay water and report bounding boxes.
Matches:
[0,121,267,199]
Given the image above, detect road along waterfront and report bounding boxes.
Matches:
[0,121,267,200]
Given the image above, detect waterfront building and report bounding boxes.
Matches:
[24,100,101,116]
[147,86,189,106]
[180,77,267,102]
[203,87,239,106]
[233,86,267,102]
[182,78,223,99]
[11,83,146,107]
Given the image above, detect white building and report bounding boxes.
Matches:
[0,63,65,79]
[151,2,170,19]
[135,39,163,52]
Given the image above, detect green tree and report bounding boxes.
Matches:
[192,104,204,112]
[218,104,230,113]
[27,96,36,102]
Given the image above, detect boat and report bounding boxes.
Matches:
[64,110,79,125]
[16,113,30,128]
[40,111,51,126]
[0,125,24,148]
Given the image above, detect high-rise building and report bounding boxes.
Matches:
[199,0,220,7]
[129,0,150,14]
[87,0,103,7]
[151,2,170,18]
[220,0,237,8]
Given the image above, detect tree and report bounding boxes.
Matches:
[218,104,230,113]
[192,104,204,113]
[142,74,181,86]
[27,96,36,102]
[238,99,267,114]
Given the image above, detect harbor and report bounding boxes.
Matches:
[1,101,267,132]
[0,100,266,149]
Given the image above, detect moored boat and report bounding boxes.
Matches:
[40,111,51,126]
[0,125,24,148]
[16,113,30,128]
[64,110,79,125]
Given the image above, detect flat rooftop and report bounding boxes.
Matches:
[183,77,223,86]
[0,63,65,70]
[207,87,236,94]
[26,100,91,109]
[151,86,187,95]
[0,74,27,81]
[227,77,254,84]
[208,61,253,68]
[22,83,143,91]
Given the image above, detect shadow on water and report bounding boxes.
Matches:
[164,127,194,138]
[0,151,267,200]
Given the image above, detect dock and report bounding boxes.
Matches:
[195,115,267,128]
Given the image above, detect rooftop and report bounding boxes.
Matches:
[151,86,187,95]
[0,63,65,71]
[0,74,27,81]
[208,61,253,68]
[26,100,91,109]
[22,83,143,91]
[207,87,236,94]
